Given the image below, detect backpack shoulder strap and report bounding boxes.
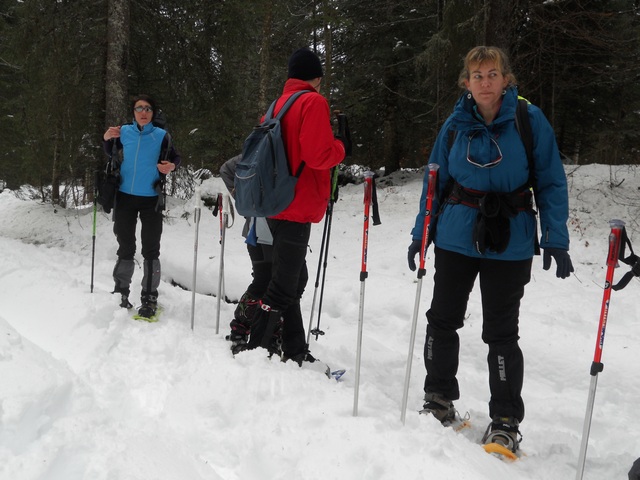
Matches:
[266,90,313,121]
[514,98,535,190]
[160,132,172,162]
[514,97,541,254]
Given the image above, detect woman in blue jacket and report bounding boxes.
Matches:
[103,94,180,319]
[407,46,573,454]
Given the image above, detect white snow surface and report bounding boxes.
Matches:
[0,164,639,480]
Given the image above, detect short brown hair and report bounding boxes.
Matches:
[130,94,156,120]
[457,46,517,89]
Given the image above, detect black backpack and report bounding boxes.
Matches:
[96,141,120,214]
[234,90,310,217]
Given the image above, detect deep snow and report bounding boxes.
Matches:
[0,164,639,480]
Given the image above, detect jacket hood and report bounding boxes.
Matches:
[450,86,519,133]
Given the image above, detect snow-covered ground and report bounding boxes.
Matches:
[0,164,639,480]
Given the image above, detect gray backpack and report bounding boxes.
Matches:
[234,90,310,217]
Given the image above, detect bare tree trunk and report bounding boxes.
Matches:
[382,60,401,175]
[436,0,445,129]
[322,0,333,105]
[484,0,513,48]
[258,1,274,116]
[52,136,60,205]
[105,0,130,128]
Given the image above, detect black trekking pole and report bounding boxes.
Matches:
[400,163,439,425]
[353,171,381,417]
[190,187,202,331]
[308,111,349,341]
[576,219,625,480]
[90,168,99,293]
[307,167,339,343]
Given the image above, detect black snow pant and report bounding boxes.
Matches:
[245,242,273,300]
[423,246,532,422]
[248,219,310,358]
[111,192,163,299]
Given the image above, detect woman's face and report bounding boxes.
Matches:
[464,61,509,112]
[133,100,153,127]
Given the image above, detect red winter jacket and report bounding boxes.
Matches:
[268,79,345,223]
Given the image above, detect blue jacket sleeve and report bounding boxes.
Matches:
[528,105,570,250]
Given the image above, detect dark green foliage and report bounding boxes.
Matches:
[1,0,639,202]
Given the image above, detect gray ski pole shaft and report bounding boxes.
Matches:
[215,193,225,335]
[401,163,439,425]
[576,219,625,480]
[354,171,374,417]
[190,188,202,331]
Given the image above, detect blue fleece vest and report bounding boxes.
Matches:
[119,123,167,197]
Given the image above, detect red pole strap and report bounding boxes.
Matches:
[592,219,625,369]
[418,164,440,276]
[360,173,373,279]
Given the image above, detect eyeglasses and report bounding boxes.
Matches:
[466,131,503,168]
[134,106,153,113]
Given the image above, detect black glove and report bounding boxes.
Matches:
[543,248,574,279]
[407,239,422,271]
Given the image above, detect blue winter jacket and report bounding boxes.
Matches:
[411,87,570,260]
[118,122,169,197]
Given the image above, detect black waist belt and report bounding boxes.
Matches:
[447,182,533,215]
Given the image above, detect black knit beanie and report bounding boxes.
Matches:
[287,48,323,81]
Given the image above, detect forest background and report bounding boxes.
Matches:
[1,0,639,206]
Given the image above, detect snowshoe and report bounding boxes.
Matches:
[132,305,163,323]
[481,416,521,461]
[227,318,251,355]
[419,393,470,431]
[283,351,345,381]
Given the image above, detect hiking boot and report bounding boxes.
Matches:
[119,294,133,309]
[138,291,158,319]
[265,327,283,358]
[234,292,260,323]
[420,392,457,426]
[481,416,521,453]
[228,318,251,354]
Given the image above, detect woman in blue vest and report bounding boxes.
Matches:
[407,46,573,455]
[103,94,181,318]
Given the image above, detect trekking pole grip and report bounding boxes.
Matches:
[418,163,439,279]
[591,219,625,366]
[360,172,374,276]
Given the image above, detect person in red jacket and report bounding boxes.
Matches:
[244,47,347,364]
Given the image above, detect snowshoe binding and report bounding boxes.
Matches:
[119,294,133,309]
[283,351,345,381]
[134,292,159,322]
[227,319,251,355]
[481,416,522,461]
[420,392,470,431]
